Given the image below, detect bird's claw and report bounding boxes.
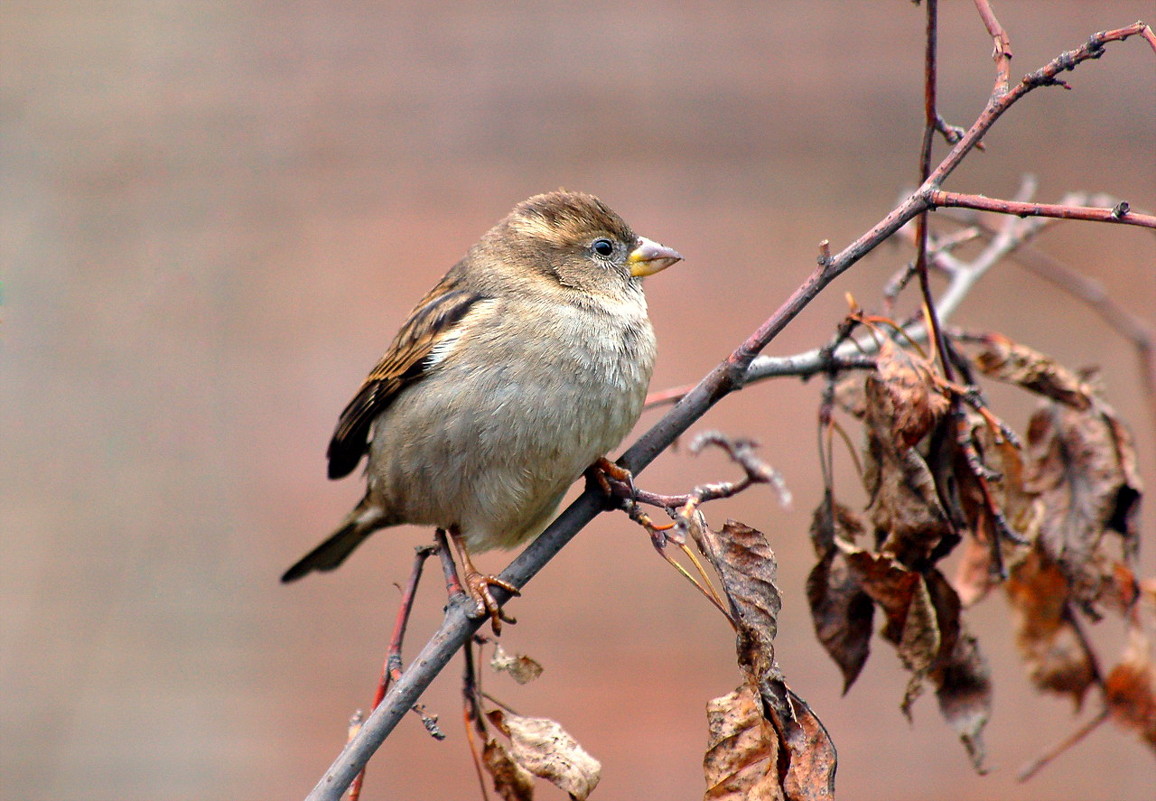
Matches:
[462,570,520,635]
[587,456,636,508]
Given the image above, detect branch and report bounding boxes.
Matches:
[302,20,1156,801]
[928,191,1156,229]
[973,0,1013,95]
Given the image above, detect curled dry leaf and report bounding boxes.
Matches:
[491,644,544,685]
[703,682,782,801]
[1103,627,1156,752]
[483,738,536,801]
[969,333,1094,410]
[806,502,873,693]
[779,689,837,801]
[843,548,941,695]
[806,553,874,695]
[486,710,601,801]
[862,380,955,566]
[951,412,1041,606]
[931,631,992,773]
[871,336,951,453]
[698,520,782,682]
[1025,399,1143,611]
[1005,547,1099,707]
[699,520,838,799]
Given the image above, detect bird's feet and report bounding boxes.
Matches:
[461,568,520,635]
[586,456,636,509]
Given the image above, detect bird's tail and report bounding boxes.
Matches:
[280,498,388,583]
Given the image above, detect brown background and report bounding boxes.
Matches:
[3,2,1154,800]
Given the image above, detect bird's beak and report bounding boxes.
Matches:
[628,236,683,277]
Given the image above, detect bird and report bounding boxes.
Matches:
[281,191,681,630]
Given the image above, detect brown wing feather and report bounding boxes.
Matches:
[326,276,486,479]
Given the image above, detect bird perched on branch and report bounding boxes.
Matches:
[281,191,681,630]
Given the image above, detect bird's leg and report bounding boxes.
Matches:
[434,528,466,597]
[586,456,636,508]
[446,525,520,635]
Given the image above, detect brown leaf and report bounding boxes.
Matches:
[932,631,992,773]
[703,682,783,801]
[487,711,601,800]
[843,548,940,714]
[698,520,782,683]
[807,495,865,558]
[491,644,544,685]
[1025,399,1143,610]
[950,417,1042,606]
[699,519,838,799]
[862,404,955,567]
[806,550,873,693]
[871,335,951,452]
[1104,628,1156,752]
[483,738,536,801]
[779,690,838,801]
[1005,547,1098,706]
[970,334,1094,409]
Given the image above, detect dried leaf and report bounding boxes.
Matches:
[703,682,782,801]
[491,644,544,685]
[779,690,837,801]
[844,549,940,670]
[950,417,1041,606]
[1104,628,1156,752]
[698,520,782,682]
[843,548,940,714]
[1005,547,1098,706]
[700,520,838,799]
[806,550,873,693]
[862,390,954,566]
[1025,400,1143,610]
[483,738,536,801]
[487,711,601,800]
[871,336,951,452]
[807,496,865,558]
[970,334,1094,409]
[932,631,992,773]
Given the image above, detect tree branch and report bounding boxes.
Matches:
[928,191,1156,229]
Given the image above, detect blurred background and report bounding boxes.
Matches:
[3,2,1153,799]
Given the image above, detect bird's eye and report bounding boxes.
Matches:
[592,238,615,257]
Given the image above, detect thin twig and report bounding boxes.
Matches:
[1016,706,1110,782]
[973,0,1013,94]
[928,191,1156,229]
[916,0,955,386]
[348,545,438,801]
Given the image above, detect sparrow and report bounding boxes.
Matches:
[281,191,681,630]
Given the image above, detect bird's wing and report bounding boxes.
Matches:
[326,278,487,479]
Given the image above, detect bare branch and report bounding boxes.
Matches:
[973,0,1014,94]
[928,191,1156,229]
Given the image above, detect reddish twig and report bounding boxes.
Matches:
[348,545,440,801]
[1016,706,1111,782]
[915,0,955,385]
[973,0,1014,94]
[918,22,1153,197]
[461,640,493,801]
[928,191,1156,229]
